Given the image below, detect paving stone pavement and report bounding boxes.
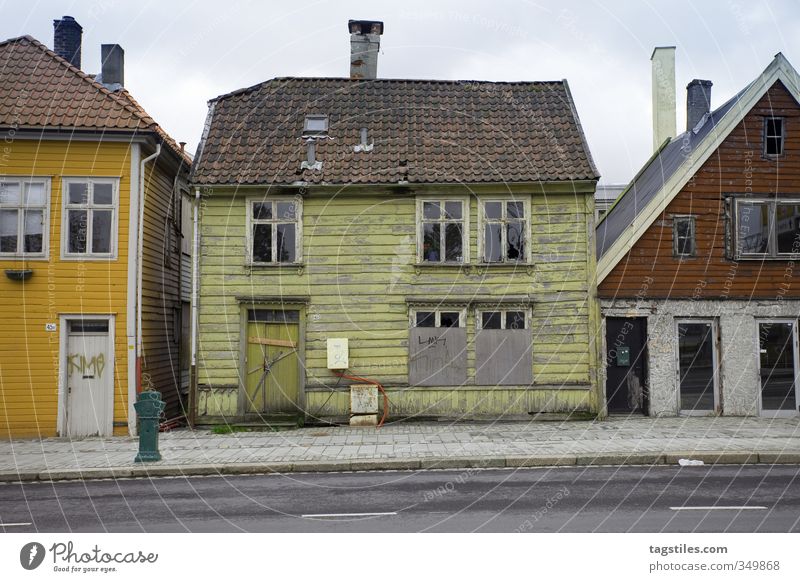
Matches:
[1,417,799,480]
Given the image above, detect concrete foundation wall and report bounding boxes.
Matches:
[601,298,800,417]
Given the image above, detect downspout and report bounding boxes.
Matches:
[189,187,201,426]
[136,143,161,393]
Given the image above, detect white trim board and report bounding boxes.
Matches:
[597,53,800,283]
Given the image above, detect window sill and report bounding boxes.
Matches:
[60,254,118,261]
[413,262,534,276]
[247,262,305,274]
[734,255,797,261]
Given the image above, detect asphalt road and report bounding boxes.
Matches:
[1,465,799,532]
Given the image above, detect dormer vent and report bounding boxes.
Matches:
[301,138,322,171]
[354,127,374,152]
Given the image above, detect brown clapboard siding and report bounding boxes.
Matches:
[599,80,800,299]
[139,153,185,420]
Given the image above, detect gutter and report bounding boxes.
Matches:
[136,144,161,393]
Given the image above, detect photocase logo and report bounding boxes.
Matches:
[19,542,46,570]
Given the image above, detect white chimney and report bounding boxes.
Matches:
[651,46,676,151]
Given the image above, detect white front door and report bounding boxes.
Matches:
[65,319,113,437]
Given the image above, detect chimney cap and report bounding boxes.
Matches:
[348,20,384,35]
[650,45,676,60]
[53,15,82,29]
[687,78,713,88]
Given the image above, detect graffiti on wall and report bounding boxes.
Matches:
[68,353,106,379]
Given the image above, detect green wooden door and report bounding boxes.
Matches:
[245,310,301,414]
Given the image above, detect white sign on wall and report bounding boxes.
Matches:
[45,323,57,332]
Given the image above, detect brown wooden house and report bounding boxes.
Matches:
[596,52,800,418]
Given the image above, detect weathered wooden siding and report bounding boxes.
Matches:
[196,187,598,419]
[0,140,132,437]
[139,151,187,420]
[599,81,800,299]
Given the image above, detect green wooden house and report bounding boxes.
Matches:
[189,21,601,426]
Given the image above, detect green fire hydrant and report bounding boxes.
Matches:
[134,391,165,463]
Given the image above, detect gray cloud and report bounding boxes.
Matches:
[3,0,798,183]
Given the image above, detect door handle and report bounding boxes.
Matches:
[82,375,95,379]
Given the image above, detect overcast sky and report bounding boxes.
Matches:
[3,0,800,183]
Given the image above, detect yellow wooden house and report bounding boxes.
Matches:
[0,21,192,438]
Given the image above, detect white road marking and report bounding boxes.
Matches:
[0,522,32,526]
[301,512,397,518]
[670,506,767,511]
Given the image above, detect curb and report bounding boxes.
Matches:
[1,450,799,483]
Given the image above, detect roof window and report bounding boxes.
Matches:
[303,115,329,137]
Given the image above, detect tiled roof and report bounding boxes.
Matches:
[0,35,190,164]
[191,77,598,185]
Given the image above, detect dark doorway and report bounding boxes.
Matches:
[605,317,648,414]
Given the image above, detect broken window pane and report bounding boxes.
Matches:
[484,223,502,262]
[92,210,112,253]
[0,209,18,252]
[506,221,524,260]
[24,182,45,206]
[738,202,770,254]
[674,217,695,256]
[423,222,441,262]
[277,223,296,262]
[484,201,502,219]
[507,201,524,218]
[765,118,783,156]
[444,223,463,262]
[415,311,435,327]
[0,182,20,205]
[68,210,88,253]
[23,209,43,253]
[507,311,526,330]
[423,201,441,220]
[444,201,462,220]
[439,312,460,327]
[252,223,272,262]
[776,204,800,254]
[252,202,272,220]
[68,182,88,205]
[482,311,501,329]
[277,201,296,220]
[93,183,113,205]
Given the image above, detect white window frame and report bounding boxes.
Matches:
[245,196,303,265]
[0,177,51,259]
[475,308,531,331]
[672,215,696,258]
[409,307,467,328]
[734,197,800,259]
[416,196,470,264]
[477,196,532,264]
[763,116,785,158]
[61,177,120,260]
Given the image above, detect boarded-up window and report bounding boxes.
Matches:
[475,310,532,386]
[409,309,466,386]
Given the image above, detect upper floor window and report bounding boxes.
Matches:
[736,199,800,258]
[673,215,696,258]
[247,198,302,264]
[418,199,466,264]
[0,178,49,258]
[62,178,118,258]
[764,117,784,157]
[413,309,464,328]
[480,200,528,263]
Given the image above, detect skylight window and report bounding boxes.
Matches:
[303,115,329,137]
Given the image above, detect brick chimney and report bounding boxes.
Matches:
[651,46,676,151]
[686,79,712,131]
[100,44,125,88]
[349,20,384,79]
[53,16,82,69]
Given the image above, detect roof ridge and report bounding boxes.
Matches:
[209,76,565,103]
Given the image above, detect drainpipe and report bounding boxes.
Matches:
[136,143,161,393]
[189,187,201,426]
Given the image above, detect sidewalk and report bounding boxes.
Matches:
[1,416,799,482]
